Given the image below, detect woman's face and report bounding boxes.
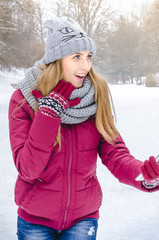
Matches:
[62,51,92,88]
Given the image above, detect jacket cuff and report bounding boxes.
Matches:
[142,180,159,190]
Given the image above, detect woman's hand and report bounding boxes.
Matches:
[141,156,159,183]
[32,80,80,118]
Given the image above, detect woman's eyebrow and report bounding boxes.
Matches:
[72,52,92,56]
[72,52,83,55]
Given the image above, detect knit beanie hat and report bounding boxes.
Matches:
[44,16,96,64]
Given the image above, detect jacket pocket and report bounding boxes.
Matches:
[14,176,40,207]
[74,180,103,217]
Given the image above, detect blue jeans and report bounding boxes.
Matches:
[17,216,98,240]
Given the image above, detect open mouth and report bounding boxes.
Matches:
[75,74,85,81]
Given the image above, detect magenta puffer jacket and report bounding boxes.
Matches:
[9,89,151,230]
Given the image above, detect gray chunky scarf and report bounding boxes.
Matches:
[18,61,97,124]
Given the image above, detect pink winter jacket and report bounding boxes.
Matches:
[9,89,155,230]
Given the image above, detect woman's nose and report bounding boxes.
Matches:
[80,59,91,71]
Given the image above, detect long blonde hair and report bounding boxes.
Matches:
[35,60,118,149]
[88,69,118,143]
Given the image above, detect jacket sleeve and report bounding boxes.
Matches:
[8,90,61,182]
[98,133,159,192]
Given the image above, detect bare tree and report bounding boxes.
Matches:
[12,0,45,67]
[107,16,141,84]
[141,0,159,73]
[0,0,45,69]
[56,0,114,36]
[0,0,18,68]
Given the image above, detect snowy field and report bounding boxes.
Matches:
[0,69,159,240]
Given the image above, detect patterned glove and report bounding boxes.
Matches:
[141,156,159,183]
[32,80,80,118]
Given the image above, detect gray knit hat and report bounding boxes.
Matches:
[44,16,96,64]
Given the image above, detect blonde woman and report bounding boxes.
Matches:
[9,16,159,240]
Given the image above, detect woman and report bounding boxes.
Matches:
[9,16,159,240]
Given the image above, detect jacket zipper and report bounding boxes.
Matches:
[61,127,73,229]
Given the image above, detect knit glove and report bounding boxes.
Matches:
[141,156,159,189]
[32,80,80,118]
[141,156,159,182]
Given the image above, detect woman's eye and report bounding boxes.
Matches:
[74,55,80,59]
[87,55,92,59]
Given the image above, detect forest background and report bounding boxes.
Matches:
[1,0,159,85]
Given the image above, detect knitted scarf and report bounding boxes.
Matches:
[18,63,97,124]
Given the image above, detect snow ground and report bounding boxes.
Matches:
[0,70,159,240]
